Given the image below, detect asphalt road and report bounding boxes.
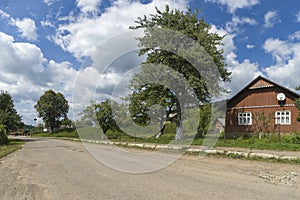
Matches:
[0,137,300,200]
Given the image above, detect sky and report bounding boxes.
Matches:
[0,0,300,125]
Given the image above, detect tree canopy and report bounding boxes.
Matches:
[95,99,122,135]
[34,90,69,132]
[0,91,23,132]
[129,5,231,139]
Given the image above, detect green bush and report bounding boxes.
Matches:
[290,133,300,144]
[106,130,122,139]
[0,125,9,145]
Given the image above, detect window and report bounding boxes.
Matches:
[238,112,252,125]
[275,111,291,125]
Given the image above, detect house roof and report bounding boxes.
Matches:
[227,75,300,104]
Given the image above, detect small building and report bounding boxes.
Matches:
[211,118,225,134]
[225,76,300,136]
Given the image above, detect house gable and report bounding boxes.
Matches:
[227,76,299,109]
[226,76,300,134]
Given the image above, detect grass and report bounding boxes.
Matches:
[0,139,25,159]
[33,128,79,138]
[215,134,300,151]
[31,128,300,152]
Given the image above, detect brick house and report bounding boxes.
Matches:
[225,76,300,136]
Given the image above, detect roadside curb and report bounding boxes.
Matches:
[53,137,300,162]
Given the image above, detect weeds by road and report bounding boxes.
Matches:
[0,139,24,159]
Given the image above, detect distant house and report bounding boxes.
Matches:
[211,118,225,134]
[225,76,300,136]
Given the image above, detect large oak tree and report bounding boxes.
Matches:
[34,90,69,132]
[129,6,231,139]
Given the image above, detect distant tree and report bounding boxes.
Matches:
[61,118,73,128]
[0,91,23,132]
[34,90,69,133]
[197,103,212,138]
[95,99,121,136]
[78,101,98,126]
[130,5,231,139]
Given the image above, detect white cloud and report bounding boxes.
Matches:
[44,0,57,6]
[296,10,300,23]
[0,31,77,124]
[52,0,188,60]
[263,10,279,28]
[263,34,300,89]
[289,31,300,40]
[225,15,257,33]
[41,20,55,28]
[76,0,102,14]
[263,38,292,63]
[246,44,255,49]
[209,25,260,97]
[0,9,10,18]
[11,18,38,41]
[205,0,259,13]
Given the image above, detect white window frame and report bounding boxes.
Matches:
[238,112,252,125]
[275,110,291,125]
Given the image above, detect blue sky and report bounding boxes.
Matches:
[0,0,300,125]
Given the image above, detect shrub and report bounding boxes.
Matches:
[0,125,9,145]
[290,133,300,144]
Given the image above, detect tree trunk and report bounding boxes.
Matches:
[155,122,165,139]
[175,119,183,140]
[155,109,166,139]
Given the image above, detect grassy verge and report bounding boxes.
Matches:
[33,128,79,138]
[0,139,25,159]
[32,128,300,151]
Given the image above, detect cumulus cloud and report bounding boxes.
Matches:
[76,0,102,14]
[205,0,259,13]
[52,0,188,60]
[263,38,292,63]
[289,31,300,40]
[0,31,77,124]
[263,34,300,89]
[11,17,38,41]
[41,20,55,28]
[225,15,256,33]
[0,9,10,18]
[263,10,279,28]
[210,25,261,97]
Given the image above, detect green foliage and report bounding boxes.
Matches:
[217,133,300,151]
[34,90,69,133]
[77,101,98,126]
[196,103,212,138]
[130,5,231,99]
[33,128,78,138]
[0,124,9,145]
[129,5,231,139]
[252,111,273,133]
[61,117,73,127]
[0,91,23,132]
[95,99,122,135]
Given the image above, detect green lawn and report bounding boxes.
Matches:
[0,139,25,159]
